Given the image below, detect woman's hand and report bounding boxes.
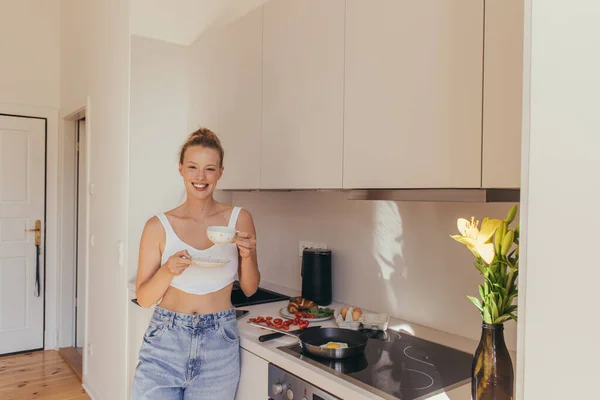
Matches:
[234,232,256,259]
[163,250,192,276]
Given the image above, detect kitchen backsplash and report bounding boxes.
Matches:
[232,190,518,351]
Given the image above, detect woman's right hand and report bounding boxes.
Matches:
[163,250,192,276]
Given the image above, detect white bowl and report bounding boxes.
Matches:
[206,226,237,244]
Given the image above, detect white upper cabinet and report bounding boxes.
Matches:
[482,0,524,188]
[343,0,484,189]
[188,8,263,190]
[261,0,345,189]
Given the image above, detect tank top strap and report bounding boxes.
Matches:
[228,207,242,229]
[156,213,176,238]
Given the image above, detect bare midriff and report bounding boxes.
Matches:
[157,283,234,315]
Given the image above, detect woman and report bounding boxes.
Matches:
[131,128,260,400]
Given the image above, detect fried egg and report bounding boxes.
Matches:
[320,342,348,349]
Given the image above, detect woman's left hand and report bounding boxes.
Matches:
[234,232,256,259]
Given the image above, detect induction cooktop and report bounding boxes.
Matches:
[278,329,473,400]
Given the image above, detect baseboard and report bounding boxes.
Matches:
[58,347,83,380]
[82,379,104,400]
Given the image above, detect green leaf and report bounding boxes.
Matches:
[494,315,510,324]
[307,307,334,318]
[478,285,485,300]
[483,307,493,324]
[498,286,508,298]
[490,296,499,322]
[505,305,518,314]
[467,295,483,312]
[473,261,487,275]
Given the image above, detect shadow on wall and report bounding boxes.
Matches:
[366,200,518,350]
[372,201,404,314]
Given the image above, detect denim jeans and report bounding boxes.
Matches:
[130,306,241,399]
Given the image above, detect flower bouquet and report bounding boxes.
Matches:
[451,205,519,400]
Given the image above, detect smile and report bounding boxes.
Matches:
[192,183,209,189]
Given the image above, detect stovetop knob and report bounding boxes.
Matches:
[286,387,294,399]
[272,383,285,395]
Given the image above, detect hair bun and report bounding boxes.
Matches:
[193,127,211,137]
[179,127,224,166]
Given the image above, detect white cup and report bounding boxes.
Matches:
[206,226,238,244]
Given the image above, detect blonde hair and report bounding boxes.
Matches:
[179,127,224,166]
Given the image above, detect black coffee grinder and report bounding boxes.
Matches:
[301,248,332,306]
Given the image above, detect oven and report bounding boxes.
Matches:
[268,363,340,400]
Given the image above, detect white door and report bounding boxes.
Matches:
[0,114,45,354]
[76,118,87,349]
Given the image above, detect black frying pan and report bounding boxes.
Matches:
[249,322,368,359]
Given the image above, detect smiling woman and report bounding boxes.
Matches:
[131,128,260,400]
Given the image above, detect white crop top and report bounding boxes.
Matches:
[156,207,241,295]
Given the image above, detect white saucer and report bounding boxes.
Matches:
[191,257,230,268]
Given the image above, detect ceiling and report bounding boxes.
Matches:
[130,0,269,46]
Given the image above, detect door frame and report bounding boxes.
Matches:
[0,102,59,351]
[57,107,89,351]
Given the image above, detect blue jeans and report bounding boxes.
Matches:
[131,306,241,399]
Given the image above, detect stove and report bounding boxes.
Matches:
[278,329,473,400]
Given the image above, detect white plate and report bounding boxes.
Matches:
[191,257,230,268]
[279,307,334,322]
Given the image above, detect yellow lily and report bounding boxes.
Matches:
[451,217,502,264]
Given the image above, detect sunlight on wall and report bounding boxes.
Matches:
[372,201,404,310]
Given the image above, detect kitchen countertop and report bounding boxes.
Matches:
[237,282,479,400]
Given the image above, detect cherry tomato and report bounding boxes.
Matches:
[248,318,256,323]
[266,320,273,327]
[295,312,303,318]
[265,316,273,321]
[282,325,290,331]
[273,318,283,325]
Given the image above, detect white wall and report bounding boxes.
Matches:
[233,191,519,351]
[60,0,88,114]
[518,0,600,399]
[59,0,131,399]
[85,0,130,396]
[0,0,60,108]
[0,0,61,351]
[130,0,270,46]
[127,34,190,394]
[128,35,189,280]
[57,0,89,351]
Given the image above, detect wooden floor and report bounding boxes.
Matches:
[0,350,90,400]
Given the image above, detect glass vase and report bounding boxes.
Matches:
[472,323,514,400]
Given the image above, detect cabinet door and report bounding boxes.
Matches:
[344,0,484,188]
[482,0,524,188]
[188,8,262,190]
[235,348,268,400]
[261,0,345,189]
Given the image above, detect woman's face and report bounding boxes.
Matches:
[179,145,223,200]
